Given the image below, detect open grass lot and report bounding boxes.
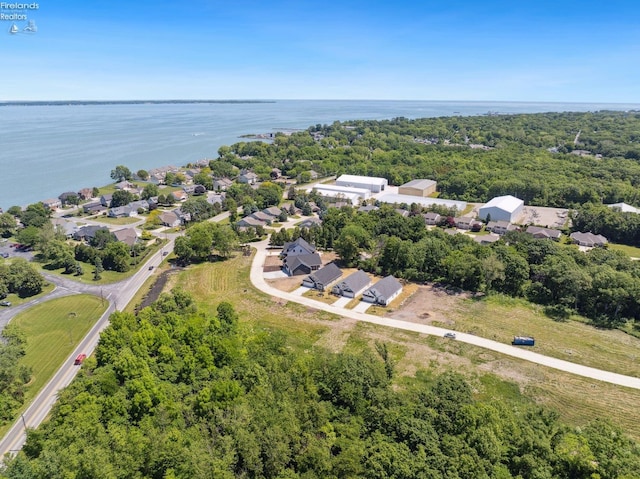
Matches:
[0,295,106,438]
[12,295,105,401]
[168,253,640,440]
[609,243,640,258]
[424,294,640,378]
[169,254,334,350]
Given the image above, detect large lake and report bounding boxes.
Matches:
[2,100,639,209]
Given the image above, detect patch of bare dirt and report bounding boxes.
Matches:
[386,283,472,326]
[267,275,303,292]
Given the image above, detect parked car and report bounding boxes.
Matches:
[444,332,456,339]
[0,301,11,307]
[74,353,87,365]
[148,266,154,270]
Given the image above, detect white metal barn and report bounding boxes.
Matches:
[335,174,388,193]
[478,195,524,223]
[312,184,372,201]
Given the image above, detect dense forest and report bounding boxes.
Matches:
[214,111,640,208]
[3,290,640,479]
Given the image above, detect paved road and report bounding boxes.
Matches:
[0,236,175,458]
[249,239,640,390]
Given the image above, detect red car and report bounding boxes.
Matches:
[74,353,87,365]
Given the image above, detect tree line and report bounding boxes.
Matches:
[274,206,640,328]
[3,290,639,478]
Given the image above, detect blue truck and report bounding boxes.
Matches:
[512,336,535,346]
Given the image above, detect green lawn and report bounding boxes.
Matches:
[90,216,142,226]
[1,282,55,307]
[0,295,106,437]
[609,243,640,258]
[12,295,105,401]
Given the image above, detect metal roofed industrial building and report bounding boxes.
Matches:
[335,174,388,193]
[398,179,437,197]
[376,193,467,212]
[478,195,524,223]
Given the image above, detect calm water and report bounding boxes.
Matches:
[1,100,639,209]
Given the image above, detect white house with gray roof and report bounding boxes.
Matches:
[332,270,372,298]
[302,263,342,291]
[362,276,403,306]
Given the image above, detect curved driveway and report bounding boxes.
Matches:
[249,239,640,390]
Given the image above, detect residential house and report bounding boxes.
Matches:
[308,170,319,180]
[283,253,322,276]
[486,220,516,235]
[159,211,182,228]
[171,190,188,202]
[113,228,138,247]
[263,206,282,218]
[302,263,342,291]
[41,198,62,210]
[73,225,110,242]
[570,232,608,247]
[213,178,233,191]
[238,171,258,185]
[100,194,113,207]
[51,218,78,238]
[114,180,135,190]
[77,188,94,200]
[332,270,372,298]
[423,212,441,225]
[358,205,379,213]
[58,191,79,205]
[281,237,316,259]
[298,217,322,229]
[236,216,266,229]
[83,201,107,214]
[108,200,149,218]
[362,276,403,306]
[473,234,501,245]
[207,193,225,206]
[454,217,482,230]
[250,211,272,223]
[395,209,410,217]
[526,226,562,240]
[270,168,282,179]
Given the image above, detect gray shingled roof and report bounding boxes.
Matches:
[307,263,342,286]
[365,275,402,299]
[286,253,322,273]
[333,270,370,295]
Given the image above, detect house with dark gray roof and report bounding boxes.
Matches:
[570,231,608,247]
[298,217,322,229]
[263,206,282,218]
[525,226,562,240]
[283,253,322,276]
[73,225,110,242]
[237,216,266,228]
[302,263,342,291]
[332,270,372,298]
[281,237,316,259]
[362,276,403,306]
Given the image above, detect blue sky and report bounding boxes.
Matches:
[2,0,639,101]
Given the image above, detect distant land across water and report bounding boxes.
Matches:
[2,99,640,209]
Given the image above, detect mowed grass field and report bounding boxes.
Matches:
[12,295,105,403]
[435,294,640,378]
[168,252,640,439]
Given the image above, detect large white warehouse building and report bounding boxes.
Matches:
[311,184,372,203]
[335,174,388,193]
[478,195,524,223]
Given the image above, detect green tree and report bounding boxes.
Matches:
[110,165,132,182]
[136,169,149,180]
[102,242,131,272]
[0,212,17,238]
[8,259,44,297]
[110,190,136,208]
[15,226,40,248]
[141,183,159,200]
[93,257,104,281]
